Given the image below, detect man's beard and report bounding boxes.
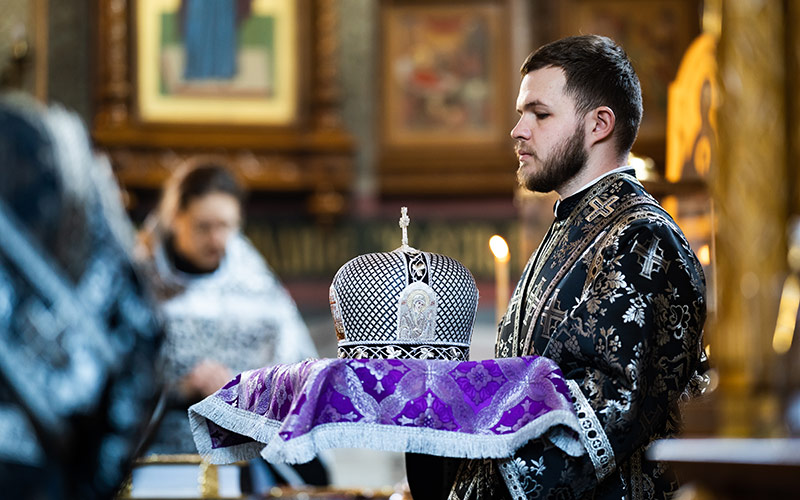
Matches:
[517,123,588,193]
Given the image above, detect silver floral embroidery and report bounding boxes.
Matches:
[364,359,408,393]
[498,458,533,500]
[623,294,648,327]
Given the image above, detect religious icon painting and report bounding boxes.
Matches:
[381,2,506,146]
[377,0,516,196]
[135,0,299,125]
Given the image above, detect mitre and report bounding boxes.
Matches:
[330,207,479,360]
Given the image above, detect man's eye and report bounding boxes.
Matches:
[536,113,550,120]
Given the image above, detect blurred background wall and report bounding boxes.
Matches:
[70,1,702,340]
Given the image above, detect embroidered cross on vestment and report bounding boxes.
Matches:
[631,236,667,279]
[586,195,619,222]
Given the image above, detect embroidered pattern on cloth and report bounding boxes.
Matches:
[497,458,531,500]
[189,356,584,464]
[337,344,467,361]
[567,379,616,481]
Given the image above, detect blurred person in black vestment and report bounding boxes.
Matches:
[0,93,165,499]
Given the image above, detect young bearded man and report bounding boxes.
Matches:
[446,35,708,500]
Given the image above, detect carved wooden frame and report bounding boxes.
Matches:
[92,0,353,212]
[133,0,300,127]
[377,0,517,196]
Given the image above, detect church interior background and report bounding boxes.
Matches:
[1,0,799,498]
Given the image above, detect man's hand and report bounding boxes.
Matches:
[180,359,233,399]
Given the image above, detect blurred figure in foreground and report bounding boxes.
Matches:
[0,94,164,499]
[135,162,327,489]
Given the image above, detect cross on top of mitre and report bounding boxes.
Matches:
[399,206,417,252]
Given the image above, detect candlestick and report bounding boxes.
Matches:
[489,235,510,326]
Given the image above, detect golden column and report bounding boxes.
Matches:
[713,0,789,436]
[784,2,800,404]
[791,1,800,216]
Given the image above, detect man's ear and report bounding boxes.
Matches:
[586,106,615,146]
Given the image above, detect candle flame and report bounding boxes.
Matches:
[489,235,509,262]
[773,274,800,355]
[697,244,711,266]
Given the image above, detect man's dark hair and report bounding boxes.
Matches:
[175,163,244,212]
[520,34,643,156]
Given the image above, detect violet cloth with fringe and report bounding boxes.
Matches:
[189,356,584,464]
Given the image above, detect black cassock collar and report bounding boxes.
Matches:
[553,168,636,221]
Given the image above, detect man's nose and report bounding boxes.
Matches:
[511,118,530,141]
[210,226,232,247]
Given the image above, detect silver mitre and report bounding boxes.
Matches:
[330,207,479,360]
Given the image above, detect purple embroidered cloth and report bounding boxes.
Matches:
[189,356,584,464]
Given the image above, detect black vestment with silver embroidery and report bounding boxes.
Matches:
[448,171,708,500]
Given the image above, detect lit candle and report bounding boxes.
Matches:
[489,235,510,325]
[697,244,711,266]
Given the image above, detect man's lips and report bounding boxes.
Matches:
[515,144,534,159]
[516,149,534,160]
